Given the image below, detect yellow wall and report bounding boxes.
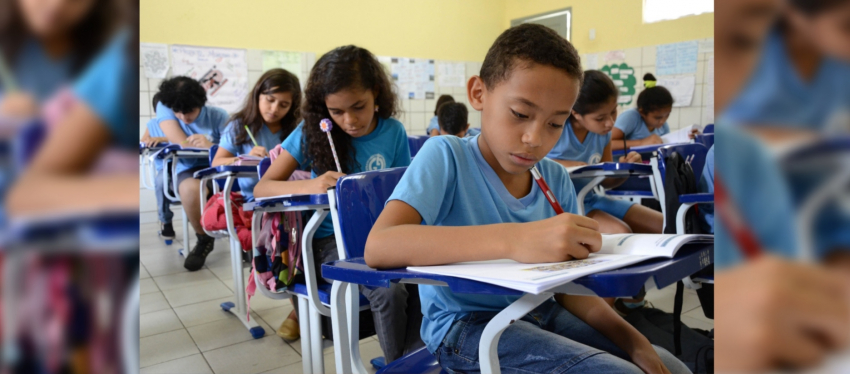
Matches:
[504,0,714,54]
[140,0,506,62]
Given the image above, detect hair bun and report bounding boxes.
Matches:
[643,73,657,88]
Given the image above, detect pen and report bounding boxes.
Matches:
[530,166,564,214]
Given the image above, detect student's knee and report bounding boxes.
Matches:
[360,283,409,312]
[588,210,632,234]
[653,345,690,374]
[178,178,201,201]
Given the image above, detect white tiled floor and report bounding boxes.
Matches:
[138,220,713,373]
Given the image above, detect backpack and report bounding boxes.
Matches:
[663,151,706,234]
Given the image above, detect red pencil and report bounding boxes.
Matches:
[530,166,564,215]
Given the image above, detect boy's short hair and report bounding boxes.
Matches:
[157,76,207,114]
[480,24,582,90]
[438,102,469,136]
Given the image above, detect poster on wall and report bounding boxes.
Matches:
[601,63,637,106]
[604,50,625,63]
[584,54,599,70]
[262,51,304,88]
[437,62,466,87]
[170,45,248,113]
[140,43,169,79]
[390,58,435,99]
[703,56,714,124]
[656,41,699,76]
[657,75,696,107]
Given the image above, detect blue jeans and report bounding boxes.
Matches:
[154,169,174,224]
[435,299,690,374]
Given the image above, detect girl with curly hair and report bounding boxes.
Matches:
[254,45,421,365]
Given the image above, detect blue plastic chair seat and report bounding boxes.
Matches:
[289,282,370,306]
[378,346,445,374]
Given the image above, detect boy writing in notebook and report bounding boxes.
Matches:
[365,24,687,374]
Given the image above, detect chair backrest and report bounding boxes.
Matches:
[408,135,429,157]
[258,157,271,179]
[694,134,714,150]
[655,143,709,187]
[703,124,714,134]
[208,144,218,165]
[334,167,408,258]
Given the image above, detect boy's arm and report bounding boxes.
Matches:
[551,158,587,168]
[364,200,603,269]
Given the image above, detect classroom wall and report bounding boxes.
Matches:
[504,0,714,53]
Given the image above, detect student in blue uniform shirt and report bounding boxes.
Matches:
[213,69,302,202]
[155,76,229,271]
[698,144,714,234]
[436,102,477,138]
[141,93,176,241]
[547,70,664,235]
[611,74,672,151]
[254,45,421,365]
[427,95,455,136]
[366,24,688,374]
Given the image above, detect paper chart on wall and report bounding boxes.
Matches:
[390,58,435,99]
[437,62,466,87]
[703,56,714,124]
[140,43,169,79]
[170,45,248,113]
[262,51,304,89]
[657,75,696,107]
[656,41,699,76]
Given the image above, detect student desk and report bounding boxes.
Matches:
[139,142,170,191]
[156,145,210,254]
[193,165,265,338]
[569,162,654,215]
[322,242,713,374]
[1,211,140,374]
[245,193,337,372]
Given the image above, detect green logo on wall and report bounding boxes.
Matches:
[601,63,637,106]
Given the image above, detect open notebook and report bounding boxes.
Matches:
[661,124,703,144]
[407,234,712,294]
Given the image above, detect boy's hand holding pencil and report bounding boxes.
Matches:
[183,134,213,148]
[618,151,642,164]
[511,213,602,264]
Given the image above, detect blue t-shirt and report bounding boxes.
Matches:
[546,120,610,195]
[219,120,284,202]
[146,118,166,172]
[698,145,714,233]
[6,39,73,102]
[155,102,228,175]
[388,135,578,353]
[722,29,850,130]
[465,127,481,137]
[72,30,138,151]
[614,108,670,141]
[714,125,797,269]
[426,116,439,135]
[282,117,412,238]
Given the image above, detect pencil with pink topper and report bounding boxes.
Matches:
[320,118,343,172]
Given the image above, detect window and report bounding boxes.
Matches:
[643,0,713,24]
[510,7,572,41]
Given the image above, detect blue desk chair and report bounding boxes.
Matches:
[694,133,714,150]
[703,124,714,134]
[408,135,429,158]
[324,167,714,374]
[192,145,265,338]
[245,158,372,374]
[157,144,209,254]
[140,141,171,191]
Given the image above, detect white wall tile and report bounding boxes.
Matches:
[140,91,150,117]
[148,78,164,92]
[469,111,481,128]
[691,84,703,107]
[624,47,642,67]
[679,107,701,127]
[668,108,681,129]
[402,99,411,113]
[247,49,263,72]
[140,117,150,138]
[696,61,705,84]
[411,113,427,133]
[248,71,262,87]
[425,99,437,115]
[642,46,656,67]
[140,74,148,92]
[452,87,467,97]
[410,99,426,112]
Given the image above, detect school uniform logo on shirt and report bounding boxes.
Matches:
[589,153,602,164]
[366,154,387,170]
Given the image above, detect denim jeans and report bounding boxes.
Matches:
[154,169,174,224]
[435,299,690,374]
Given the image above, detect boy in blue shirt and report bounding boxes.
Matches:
[155,76,229,271]
[365,24,688,374]
[437,102,474,137]
[141,93,176,240]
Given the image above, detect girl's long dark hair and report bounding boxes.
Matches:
[0,0,118,76]
[570,70,618,121]
[229,68,302,146]
[302,45,398,174]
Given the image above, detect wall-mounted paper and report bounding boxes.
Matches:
[390,58,435,99]
[262,51,304,88]
[657,75,696,107]
[703,56,714,124]
[171,45,248,113]
[437,62,466,87]
[656,41,699,76]
[141,43,169,78]
[585,54,599,70]
[601,63,637,106]
[604,50,625,63]
[698,40,714,54]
